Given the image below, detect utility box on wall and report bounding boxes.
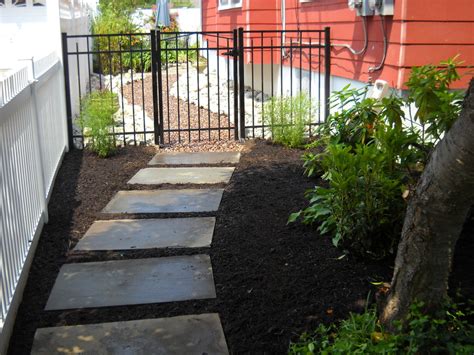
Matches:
[369,0,394,16]
[349,0,394,17]
[348,0,374,16]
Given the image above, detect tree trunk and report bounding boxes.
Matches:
[380,78,474,328]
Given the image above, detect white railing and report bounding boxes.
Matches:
[0,66,29,107]
[33,51,58,78]
[0,52,68,352]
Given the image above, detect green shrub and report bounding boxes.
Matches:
[293,57,463,259]
[406,55,464,143]
[79,91,118,158]
[289,300,474,354]
[122,46,152,73]
[264,92,314,148]
[290,142,405,259]
[92,6,143,75]
[160,36,199,65]
[319,85,380,146]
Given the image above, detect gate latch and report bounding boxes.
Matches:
[222,49,239,56]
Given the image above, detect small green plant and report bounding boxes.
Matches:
[264,92,314,148]
[290,142,405,259]
[289,300,474,354]
[79,91,118,158]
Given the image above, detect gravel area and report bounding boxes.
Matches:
[122,69,236,145]
[157,140,246,153]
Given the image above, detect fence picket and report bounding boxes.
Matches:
[0,54,68,345]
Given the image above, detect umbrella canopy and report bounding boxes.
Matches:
[156,0,171,28]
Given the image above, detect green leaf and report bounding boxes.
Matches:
[287,212,301,224]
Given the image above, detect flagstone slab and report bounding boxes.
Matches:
[102,189,224,214]
[45,255,216,310]
[74,217,216,251]
[128,167,235,185]
[149,151,240,166]
[31,313,229,355]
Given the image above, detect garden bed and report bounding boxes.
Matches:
[7,140,472,354]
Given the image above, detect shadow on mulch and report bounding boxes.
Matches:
[9,139,472,354]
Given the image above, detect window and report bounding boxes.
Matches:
[0,0,46,7]
[219,0,242,11]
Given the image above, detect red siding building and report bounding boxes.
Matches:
[202,0,473,90]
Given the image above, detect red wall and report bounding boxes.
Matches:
[202,0,473,89]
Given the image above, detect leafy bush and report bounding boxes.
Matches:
[79,91,118,158]
[406,56,464,143]
[93,5,201,75]
[264,92,315,148]
[122,45,152,73]
[292,57,463,259]
[160,36,199,65]
[319,85,380,146]
[92,5,144,75]
[290,143,405,259]
[289,300,474,354]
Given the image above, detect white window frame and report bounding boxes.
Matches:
[1,0,46,7]
[218,0,242,11]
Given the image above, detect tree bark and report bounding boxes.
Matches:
[380,78,474,328]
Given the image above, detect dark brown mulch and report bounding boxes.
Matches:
[9,139,472,354]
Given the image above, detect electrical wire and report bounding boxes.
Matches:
[369,14,387,72]
[332,16,368,55]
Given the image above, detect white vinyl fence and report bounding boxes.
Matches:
[0,52,68,351]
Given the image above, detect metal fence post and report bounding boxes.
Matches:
[232,29,239,140]
[151,30,162,145]
[324,27,331,121]
[61,32,74,149]
[238,27,245,139]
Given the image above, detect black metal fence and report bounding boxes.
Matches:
[62,28,331,147]
[237,28,330,139]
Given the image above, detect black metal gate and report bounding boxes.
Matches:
[151,30,239,144]
[62,28,331,147]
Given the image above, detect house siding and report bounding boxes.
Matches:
[202,0,473,89]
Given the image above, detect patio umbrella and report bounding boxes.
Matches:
[155,0,171,28]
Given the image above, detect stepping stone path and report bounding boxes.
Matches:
[149,151,240,166]
[102,189,224,214]
[34,151,240,354]
[32,314,228,355]
[45,255,216,310]
[74,217,216,250]
[128,167,235,185]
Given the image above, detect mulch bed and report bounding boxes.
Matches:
[7,140,473,354]
[122,72,234,144]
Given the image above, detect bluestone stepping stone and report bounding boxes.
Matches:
[74,217,216,251]
[32,313,229,355]
[45,255,216,310]
[102,189,224,214]
[128,167,235,185]
[149,151,240,166]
